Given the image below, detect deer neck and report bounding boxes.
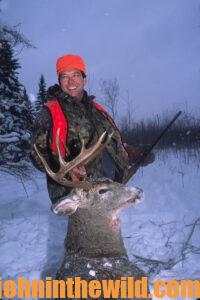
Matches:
[65,208,127,258]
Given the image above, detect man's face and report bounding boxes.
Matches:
[59,69,86,100]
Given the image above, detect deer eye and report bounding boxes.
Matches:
[99,189,110,194]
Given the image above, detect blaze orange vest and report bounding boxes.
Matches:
[46,99,117,156]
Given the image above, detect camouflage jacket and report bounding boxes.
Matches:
[30,85,129,203]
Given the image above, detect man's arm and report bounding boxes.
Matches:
[93,105,130,182]
[105,128,130,182]
[30,107,53,172]
[30,106,87,181]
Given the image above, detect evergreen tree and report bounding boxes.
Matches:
[22,88,34,129]
[35,74,47,113]
[0,38,31,164]
[0,38,21,101]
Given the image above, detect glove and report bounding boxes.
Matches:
[69,165,87,182]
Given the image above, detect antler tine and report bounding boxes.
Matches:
[33,144,57,180]
[63,131,113,172]
[62,141,70,156]
[79,135,85,156]
[56,128,69,167]
[80,131,113,165]
[34,130,114,189]
[33,143,95,189]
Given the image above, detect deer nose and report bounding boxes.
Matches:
[126,186,143,194]
[135,187,143,195]
[135,187,144,202]
[126,186,144,200]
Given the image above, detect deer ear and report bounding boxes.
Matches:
[51,196,79,216]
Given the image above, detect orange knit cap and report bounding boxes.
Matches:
[56,54,86,75]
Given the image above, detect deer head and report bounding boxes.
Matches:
[51,179,143,219]
[34,129,144,218]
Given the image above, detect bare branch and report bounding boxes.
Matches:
[0,23,35,50]
[100,78,119,121]
[132,217,200,277]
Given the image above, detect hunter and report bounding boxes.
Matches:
[30,54,154,204]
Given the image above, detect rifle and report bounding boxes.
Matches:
[123,111,182,184]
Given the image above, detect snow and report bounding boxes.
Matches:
[89,270,96,277]
[0,152,199,299]
[0,172,67,283]
[103,262,113,268]
[28,94,36,103]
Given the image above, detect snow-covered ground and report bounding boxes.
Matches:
[123,151,200,280]
[0,151,199,299]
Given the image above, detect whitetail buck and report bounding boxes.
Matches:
[34,131,149,300]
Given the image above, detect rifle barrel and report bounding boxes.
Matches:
[123,110,182,184]
[148,110,182,153]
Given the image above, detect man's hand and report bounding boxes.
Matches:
[69,165,87,182]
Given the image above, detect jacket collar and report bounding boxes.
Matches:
[47,84,95,109]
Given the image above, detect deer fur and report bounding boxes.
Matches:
[52,179,149,300]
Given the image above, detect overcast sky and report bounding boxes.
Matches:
[1,0,200,120]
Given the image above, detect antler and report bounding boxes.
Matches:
[34,130,113,188]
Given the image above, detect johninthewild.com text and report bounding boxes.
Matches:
[0,276,200,298]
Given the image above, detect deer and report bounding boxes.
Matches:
[34,131,149,300]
